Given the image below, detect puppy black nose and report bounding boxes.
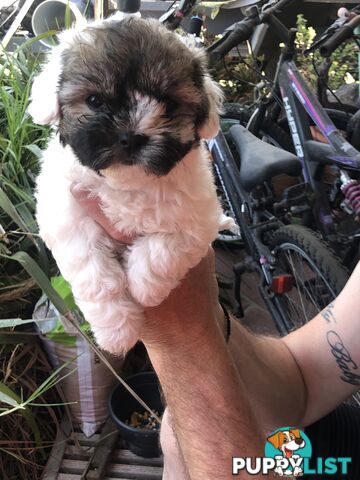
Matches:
[118,131,148,152]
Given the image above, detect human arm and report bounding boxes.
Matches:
[283,261,360,425]
[71,187,360,475]
[142,251,264,479]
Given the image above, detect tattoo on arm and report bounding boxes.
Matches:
[321,302,336,324]
[327,330,360,386]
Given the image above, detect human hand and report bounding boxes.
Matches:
[141,248,224,349]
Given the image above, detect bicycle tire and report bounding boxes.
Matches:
[268,224,349,332]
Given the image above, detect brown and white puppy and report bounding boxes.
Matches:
[267,429,305,476]
[29,16,234,354]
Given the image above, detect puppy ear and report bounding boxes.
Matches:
[28,46,63,125]
[198,74,223,140]
[267,432,282,450]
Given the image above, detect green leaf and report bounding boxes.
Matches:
[0,383,20,407]
[0,187,30,233]
[24,144,43,159]
[0,317,55,328]
[0,383,41,448]
[0,251,68,315]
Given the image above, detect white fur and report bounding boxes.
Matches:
[35,137,232,354]
[31,17,235,355]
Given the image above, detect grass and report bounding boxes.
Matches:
[0,39,69,479]
[0,41,54,319]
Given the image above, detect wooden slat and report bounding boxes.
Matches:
[71,432,101,443]
[60,460,162,479]
[107,463,162,479]
[65,445,93,460]
[64,446,163,467]
[42,418,72,480]
[58,475,82,480]
[111,450,163,467]
[58,475,136,480]
[70,432,127,449]
[81,418,120,480]
[47,420,163,479]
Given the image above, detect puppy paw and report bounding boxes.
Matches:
[76,297,144,354]
[93,324,140,355]
[128,272,177,307]
[293,466,303,477]
[126,235,196,307]
[71,264,126,302]
[219,214,239,234]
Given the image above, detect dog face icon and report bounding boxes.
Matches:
[267,429,305,459]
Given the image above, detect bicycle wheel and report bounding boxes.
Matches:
[269,224,349,331]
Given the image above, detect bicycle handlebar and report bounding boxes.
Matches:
[161,0,197,30]
[209,16,258,62]
[319,14,360,57]
[209,0,298,61]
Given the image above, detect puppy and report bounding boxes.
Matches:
[29,16,233,354]
[267,429,305,476]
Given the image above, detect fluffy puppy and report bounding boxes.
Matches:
[29,16,233,354]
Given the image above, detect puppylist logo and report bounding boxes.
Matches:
[232,427,351,476]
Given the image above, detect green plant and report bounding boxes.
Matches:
[295,14,357,90]
[0,40,68,479]
[0,42,55,319]
[0,335,73,479]
[202,31,259,103]
[209,13,358,104]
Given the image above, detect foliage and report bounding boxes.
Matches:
[209,13,358,103]
[0,43,55,319]
[203,31,260,104]
[0,340,66,479]
[295,14,357,91]
[0,41,68,478]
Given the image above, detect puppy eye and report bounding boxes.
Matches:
[86,94,103,109]
[165,99,178,114]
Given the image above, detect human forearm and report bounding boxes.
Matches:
[284,261,360,425]
[145,320,263,479]
[141,253,264,479]
[227,320,307,431]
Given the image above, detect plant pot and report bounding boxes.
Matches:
[108,371,164,458]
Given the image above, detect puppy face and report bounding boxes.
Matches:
[267,429,305,456]
[29,17,222,177]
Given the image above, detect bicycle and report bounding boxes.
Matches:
[162,0,350,337]
[210,1,360,270]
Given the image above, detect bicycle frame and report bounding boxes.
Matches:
[276,60,360,239]
[207,132,294,335]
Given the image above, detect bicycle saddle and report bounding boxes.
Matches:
[229,125,302,191]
